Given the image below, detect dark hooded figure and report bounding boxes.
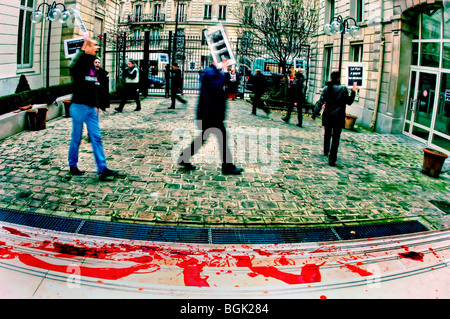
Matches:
[312,71,358,166]
[177,60,243,175]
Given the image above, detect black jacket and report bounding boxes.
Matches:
[96,67,110,111]
[312,83,356,128]
[291,77,305,104]
[70,52,103,108]
[171,68,183,92]
[249,73,265,96]
[196,64,227,126]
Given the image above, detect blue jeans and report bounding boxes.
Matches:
[68,103,107,173]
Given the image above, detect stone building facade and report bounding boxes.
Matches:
[0,0,120,96]
[118,0,242,39]
[309,0,450,153]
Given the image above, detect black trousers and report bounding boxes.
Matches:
[118,83,141,110]
[251,93,269,114]
[179,122,233,166]
[171,88,186,107]
[285,101,303,125]
[324,124,342,162]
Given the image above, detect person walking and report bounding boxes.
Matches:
[249,69,270,115]
[311,71,358,166]
[282,71,306,127]
[68,36,118,181]
[177,60,243,175]
[115,60,141,112]
[168,62,187,109]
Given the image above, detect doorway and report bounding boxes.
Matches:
[404,70,438,144]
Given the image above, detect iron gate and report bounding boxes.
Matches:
[102,31,310,98]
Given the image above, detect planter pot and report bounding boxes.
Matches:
[345,114,357,130]
[26,107,48,131]
[63,100,72,118]
[422,148,448,178]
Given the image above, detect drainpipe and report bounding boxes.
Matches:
[370,2,385,132]
[370,37,385,131]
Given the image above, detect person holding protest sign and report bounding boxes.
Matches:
[177,59,243,175]
[68,36,118,180]
[311,71,358,166]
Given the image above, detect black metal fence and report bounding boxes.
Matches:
[102,31,310,98]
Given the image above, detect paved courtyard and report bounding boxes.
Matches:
[0,95,449,229]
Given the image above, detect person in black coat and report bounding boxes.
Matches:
[282,71,305,127]
[248,69,270,115]
[311,71,358,166]
[94,57,109,111]
[168,62,187,109]
[177,60,243,175]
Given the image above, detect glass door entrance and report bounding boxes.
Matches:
[404,70,438,144]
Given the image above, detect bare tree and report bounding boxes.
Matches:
[234,0,318,94]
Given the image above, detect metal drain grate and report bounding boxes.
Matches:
[0,208,430,244]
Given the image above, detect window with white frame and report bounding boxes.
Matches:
[244,6,253,24]
[352,44,363,62]
[177,4,186,22]
[325,0,335,23]
[351,0,364,23]
[204,4,212,20]
[153,4,162,21]
[218,5,227,20]
[17,0,34,68]
[323,46,333,85]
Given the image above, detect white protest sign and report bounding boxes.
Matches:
[204,25,236,69]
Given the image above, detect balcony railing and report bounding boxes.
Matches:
[120,13,166,24]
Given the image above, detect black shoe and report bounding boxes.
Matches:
[296,124,302,127]
[98,168,118,180]
[329,160,336,167]
[168,106,175,109]
[222,165,243,175]
[179,162,196,171]
[114,107,123,112]
[134,108,141,111]
[281,117,289,123]
[69,166,84,176]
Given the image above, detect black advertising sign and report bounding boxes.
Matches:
[347,64,364,87]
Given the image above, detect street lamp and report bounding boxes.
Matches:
[31,1,72,88]
[323,15,361,77]
[172,0,181,64]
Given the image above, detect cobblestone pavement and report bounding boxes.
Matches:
[0,96,449,229]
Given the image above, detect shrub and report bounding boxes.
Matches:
[15,75,31,94]
[0,83,72,116]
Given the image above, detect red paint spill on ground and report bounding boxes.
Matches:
[177,258,210,287]
[2,226,31,238]
[338,262,373,277]
[18,254,158,280]
[233,255,325,285]
[398,251,424,262]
